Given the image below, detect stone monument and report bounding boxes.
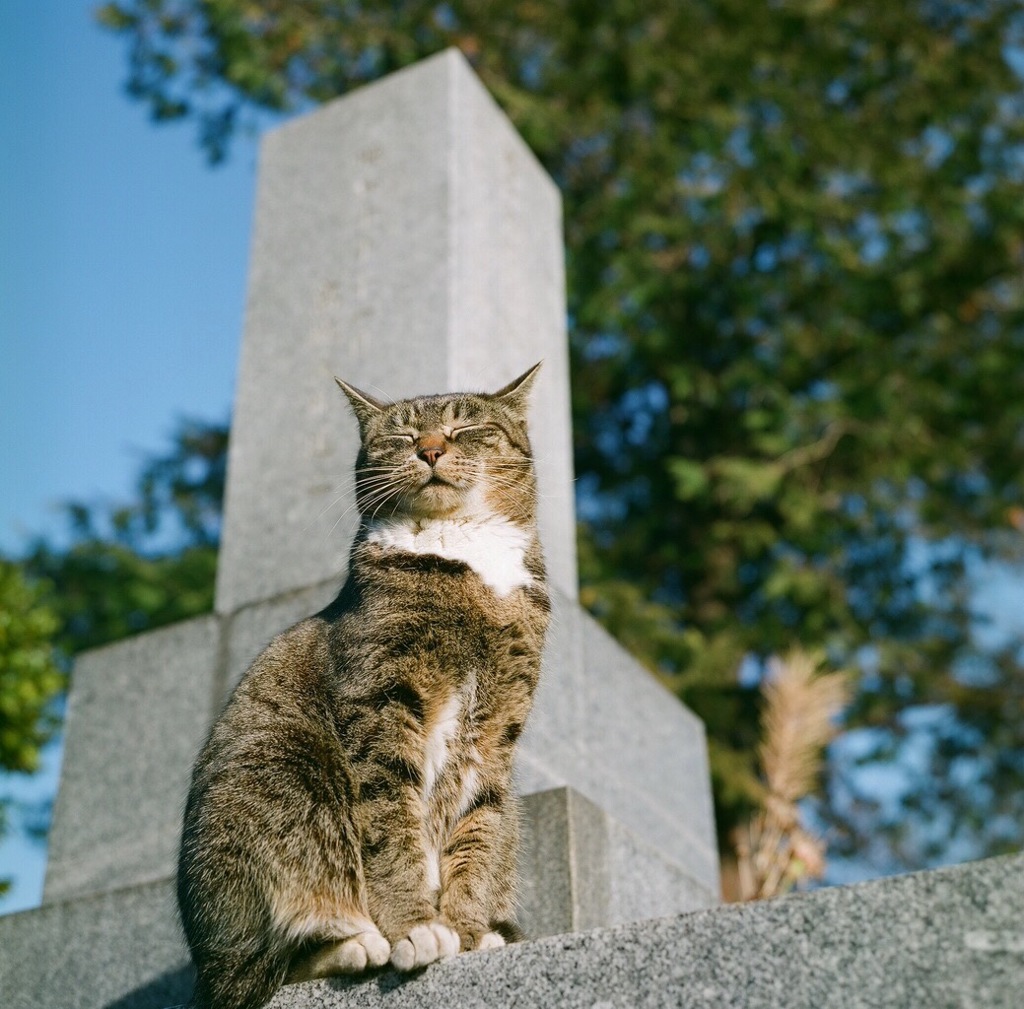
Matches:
[0,49,717,1008]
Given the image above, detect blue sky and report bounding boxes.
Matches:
[1,2,255,555]
[0,3,260,912]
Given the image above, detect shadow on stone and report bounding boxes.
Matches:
[102,964,194,1009]
[320,964,421,998]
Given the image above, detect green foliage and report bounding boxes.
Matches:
[1,419,227,891]
[0,562,65,895]
[25,540,218,658]
[22,418,228,655]
[0,563,64,775]
[96,0,1024,870]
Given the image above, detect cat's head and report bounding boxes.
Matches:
[336,363,541,526]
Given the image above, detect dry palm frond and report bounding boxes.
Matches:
[760,649,850,804]
[732,648,850,902]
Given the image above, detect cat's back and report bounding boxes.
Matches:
[191,614,340,785]
[233,615,333,715]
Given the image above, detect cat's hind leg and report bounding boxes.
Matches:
[274,880,389,975]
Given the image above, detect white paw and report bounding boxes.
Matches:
[359,930,393,967]
[390,921,461,971]
[475,931,505,951]
[290,928,391,980]
[325,930,392,973]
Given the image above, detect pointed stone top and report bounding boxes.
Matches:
[215,49,577,613]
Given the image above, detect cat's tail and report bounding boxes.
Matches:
[188,941,289,1009]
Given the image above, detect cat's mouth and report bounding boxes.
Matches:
[406,472,473,517]
[420,470,465,490]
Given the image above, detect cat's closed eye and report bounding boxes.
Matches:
[450,424,504,445]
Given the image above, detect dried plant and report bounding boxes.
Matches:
[732,649,850,901]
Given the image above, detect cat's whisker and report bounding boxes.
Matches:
[354,480,403,501]
[301,482,361,536]
[368,491,403,522]
[326,504,357,541]
[308,496,354,535]
[332,484,402,532]
[308,484,360,528]
[356,467,403,479]
[359,485,404,517]
[355,473,412,495]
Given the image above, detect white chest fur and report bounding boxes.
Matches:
[366,513,533,598]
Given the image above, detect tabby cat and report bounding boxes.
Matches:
[177,364,549,1009]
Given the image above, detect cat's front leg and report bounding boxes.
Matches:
[438,787,521,952]
[358,786,460,970]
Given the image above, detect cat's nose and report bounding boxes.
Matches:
[418,443,446,467]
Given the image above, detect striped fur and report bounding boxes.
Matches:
[177,365,548,1009]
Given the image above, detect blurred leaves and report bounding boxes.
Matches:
[0,420,228,886]
[0,563,64,775]
[0,561,65,894]
[21,418,228,655]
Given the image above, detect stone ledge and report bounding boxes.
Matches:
[518,787,715,938]
[43,616,222,905]
[0,879,190,1009]
[261,851,1024,1009]
[4,852,1020,1009]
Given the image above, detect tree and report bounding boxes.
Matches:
[96,0,1024,874]
[0,418,228,895]
[0,564,64,774]
[0,561,65,895]
[23,418,227,656]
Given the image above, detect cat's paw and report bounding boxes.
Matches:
[475,931,506,951]
[390,921,461,971]
[332,930,392,971]
[452,926,506,952]
[288,930,391,980]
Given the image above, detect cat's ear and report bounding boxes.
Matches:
[492,362,542,417]
[335,377,388,431]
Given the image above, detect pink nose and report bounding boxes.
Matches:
[419,446,445,467]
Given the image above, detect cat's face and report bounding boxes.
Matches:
[337,365,540,524]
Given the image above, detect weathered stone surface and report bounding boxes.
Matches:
[215,48,576,614]
[42,617,221,904]
[260,852,1024,1009]
[580,604,716,851]
[518,588,720,895]
[7,845,1021,1009]
[0,879,191,1009]
[517,788,714,941]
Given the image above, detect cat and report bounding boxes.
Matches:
[177,364,550,1009]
